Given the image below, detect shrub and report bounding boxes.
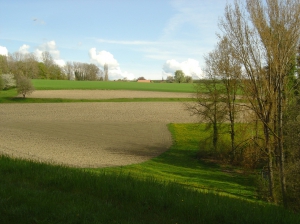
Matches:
[0,74,4,90]
[1,73,16,90]
[166,76,174,83]
[16,76,35,98]
[137,76,146,80]
[186,76,193,83]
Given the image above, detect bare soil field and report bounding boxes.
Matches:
[1,90,198,168]
[27,90,195,99]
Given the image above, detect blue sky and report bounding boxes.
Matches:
[0,0,233,80]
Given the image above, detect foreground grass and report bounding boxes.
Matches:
[1,124,299,223]
[32,79,198,92]
[1,156,299,224]
[99,124,256,201]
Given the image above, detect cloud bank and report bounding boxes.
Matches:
[0,46,8,56]
[89,48,135,80]
[89,48,119,68]
[35,41,66,66]
[162,58,204,79]
[18,44,30,54]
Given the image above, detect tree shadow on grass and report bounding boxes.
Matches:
[106,141,256,201]
[154,148,256,200]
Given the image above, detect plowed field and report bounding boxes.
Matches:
[0,91,197,167]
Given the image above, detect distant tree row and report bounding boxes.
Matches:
[0,51,105,81]
[166,70,193,83]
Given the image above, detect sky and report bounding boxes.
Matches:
[0,0,234,80]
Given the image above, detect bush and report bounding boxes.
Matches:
[137,76,146,80]
[16,76,35,98]
[1,74,16,90]
[186,76,193,83]
[166,76,174,83]
[0,74,4,90]
[286,162,300,211]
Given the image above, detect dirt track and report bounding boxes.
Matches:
[0,90,198,168]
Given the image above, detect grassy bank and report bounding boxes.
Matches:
[1,124,299,223]
[1,156,299,224]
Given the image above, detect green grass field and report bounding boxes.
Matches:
[32,79,198,92]
[99,124,256,201]
[1,124,299,223]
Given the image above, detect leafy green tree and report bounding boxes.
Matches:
[0,55,9,74]
[0,74,4,90]
[166,76,174,83]
[174,70,186,83]
[185,76,193,83]
[7,52,39,79]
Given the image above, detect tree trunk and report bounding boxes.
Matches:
[263,103,275,202]
[278,81,287,206]
[265,125,275,202]
[213,122,218,152]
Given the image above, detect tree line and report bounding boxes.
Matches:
[188,0,300,211]
[166,70,193,83]
[0,51,104,81]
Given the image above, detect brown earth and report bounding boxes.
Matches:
[27,90,195,99]
[1,90,198,168]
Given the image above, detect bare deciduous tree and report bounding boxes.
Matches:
[207,36,242,161]
[219,0,300,203]
[187,57,227,152]
[73,62,101,81]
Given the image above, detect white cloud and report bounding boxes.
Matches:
[89,48,135,80]
[34,49,43,60]
[119,71,135,80]
[54,59,66,67]
[43,40,60,59]
[0,46,8,56]
[89,48,119,68]
[19,44,30,54]
[108,67,135,80]
[162,58,204,78]
[34,40,65,66]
